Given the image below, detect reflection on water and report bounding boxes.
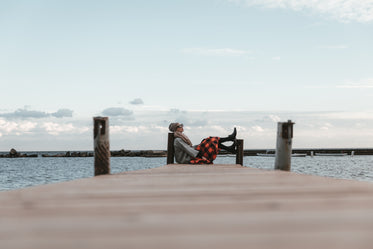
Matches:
[1,155,373,191]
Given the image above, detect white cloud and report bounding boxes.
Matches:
[111,125,140,134]
[110,125,167,135]
[169,109,187,114]
[318,44,348,49]
[129,98,144,105]
[102,107,133,117]
[337,78,373,88]
[0,118,37,134]
[204,125,228,134]
[306,78,373,89]
[262,115,281,123]
[317,111,373,120]
[251,125,265,132]
[320,122,333,130]
[19,122,37,131]
[272,56,281,61]
[181,48,252,56]
[52,109,74,118]
[229,0,373,23]
[304,85,331,89]
[42,122,75,135]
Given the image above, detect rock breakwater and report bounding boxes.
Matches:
[0,149,38,158]
[41,150,167,158]
[0,149,167,158]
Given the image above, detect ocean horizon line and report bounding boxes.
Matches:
[2,148,373,157]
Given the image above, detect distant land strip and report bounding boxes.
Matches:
[1,148,373,158]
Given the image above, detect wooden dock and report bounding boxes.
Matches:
[1,164,373,249]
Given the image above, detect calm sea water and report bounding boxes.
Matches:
[1,154,373,191]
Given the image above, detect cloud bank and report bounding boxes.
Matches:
[229,0,373,23]
[2,108,373,150]
[0,108,73,119]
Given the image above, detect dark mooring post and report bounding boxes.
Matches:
[94,117,110,176]
[167,132,175,164]
[274,120,294,171]
[236,139,244,165]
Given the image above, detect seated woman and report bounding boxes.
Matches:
[169,122,237,164]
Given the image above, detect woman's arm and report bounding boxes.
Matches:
[174,138,199,158]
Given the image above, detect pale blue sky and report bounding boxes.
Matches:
[1,0,373,150]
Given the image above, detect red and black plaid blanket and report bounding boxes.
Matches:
[190,136,221,164]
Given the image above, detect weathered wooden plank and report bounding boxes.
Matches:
[1,164,373,249]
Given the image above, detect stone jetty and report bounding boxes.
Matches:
[0,149,167,158]
[0,149,38,158]
[40,150,167,158]
[0,149,166,158]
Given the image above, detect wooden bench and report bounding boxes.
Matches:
[167,133,244,165]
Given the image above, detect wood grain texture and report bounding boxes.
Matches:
[1,164,373,249]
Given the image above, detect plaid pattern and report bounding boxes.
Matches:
[190,137,221,164]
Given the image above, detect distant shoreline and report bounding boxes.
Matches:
[1,148,373,158]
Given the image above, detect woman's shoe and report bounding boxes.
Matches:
[229,139,237,154]
[228,127,237,140]
[219,140,237,154]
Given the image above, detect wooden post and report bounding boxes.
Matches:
[94,117,110,176]
[274,120,294,171]
[167,132,175,164]
[236,139,244,165]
